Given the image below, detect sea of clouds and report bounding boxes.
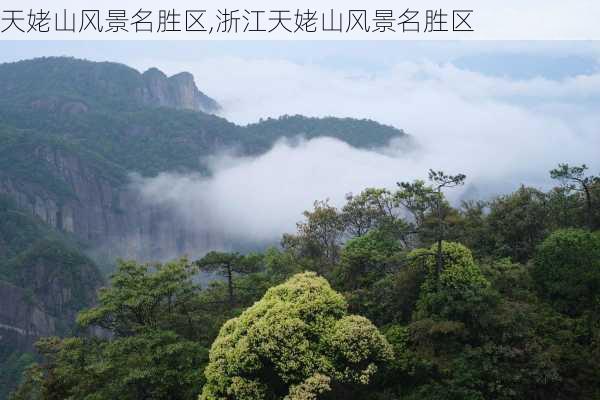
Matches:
[130,56,600,245]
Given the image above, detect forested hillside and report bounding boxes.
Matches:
[8,165,600,400]
[0,57,408,399]
[0,195,103,400]
[0,57,407,264]
[1,56,598,400]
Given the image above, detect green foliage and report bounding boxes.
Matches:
[486,186,550,263]
[77,258,206,338]
[201,272,393,400]
[550,163,599,229]
[335,228,404,290]
[10,259,216,400]
[3,121,600,400]
[283,201,345,273]
[0,352,35,400]
[0,195,58,265]
[6,239,103,327]
[0,57,148,112]
[533,229,600,316]
[0,58,406,187]
[412,243,497,341]
[4,57,600,400]
[360,266,426,326]
[244,115,405,149]
[196,252,262,306]
[0,127,126,202]
[12,333,207,400]
[0,195,105,399]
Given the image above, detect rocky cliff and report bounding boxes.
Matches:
[0,56,410,399]
[0,144,223,263]
[0,232,104,352]
[0,57,407,263]
[142,68,221,113]
[0,281,56,351]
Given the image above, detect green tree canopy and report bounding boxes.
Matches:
[77,258,202,338]
[533,228,600,316]
[486,186,550,263]
[200,272,393,400]
[550,163,599,229]
[410,242,496,331]
[195,251,262,307]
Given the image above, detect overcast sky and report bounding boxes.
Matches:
[3,40,600,78]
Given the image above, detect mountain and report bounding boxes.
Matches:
[0,194,104,399]
[0,56,408,399]
[0,57,408,263]
[0,57,220,114]
[0,194,103,341]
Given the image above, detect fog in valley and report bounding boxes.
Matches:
[132,57,600,247]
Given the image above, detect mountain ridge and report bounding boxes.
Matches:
[0,57,409,264]
[0,56,411,399]
[0,56,221,114]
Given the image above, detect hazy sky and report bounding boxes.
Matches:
[3,41,600,245]
[2,41,600,78]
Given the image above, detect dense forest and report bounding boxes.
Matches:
[7,163,600,400]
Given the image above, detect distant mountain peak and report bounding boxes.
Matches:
[0,56,221,114]
[142,67,221,113]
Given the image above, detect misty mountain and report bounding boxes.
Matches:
[0,56,409,397]
[0,57,407,263]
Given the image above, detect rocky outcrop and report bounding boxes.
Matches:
[0,281,57,351]
[0,144,224,262]
[142,68,221,113]
[0,239,104,351]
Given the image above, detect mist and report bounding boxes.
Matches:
[131,56,600,248]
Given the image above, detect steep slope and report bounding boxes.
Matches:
[0,195,104,399]
[0,56,409,399]
[0,196,103,337]
[0,57,408,262]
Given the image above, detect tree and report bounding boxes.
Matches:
[486,186,549,263]
[353,265,426,326]
[427,171,466,279]
[452,200,494,258]
[410,241,495,330]
[341,190,385,237]
[533,229,600,316]
[195,252,261,307]
[200,272,393,400]
[551,164,599,229]
[77,258,203,338]
[11,258,210,400]
[11,333,207,400]
[341,189,407,240]
[284,200,345,273]
[396,170,466,279]
[334,228,404,291]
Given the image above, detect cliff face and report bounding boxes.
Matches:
[0,58,407,263]
[0,237,104,353]
[0,281,56,351]
[0,56,411,399]
[0,145,223,263]
[142,68,221,113]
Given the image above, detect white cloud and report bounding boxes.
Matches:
[132,55,600,247]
